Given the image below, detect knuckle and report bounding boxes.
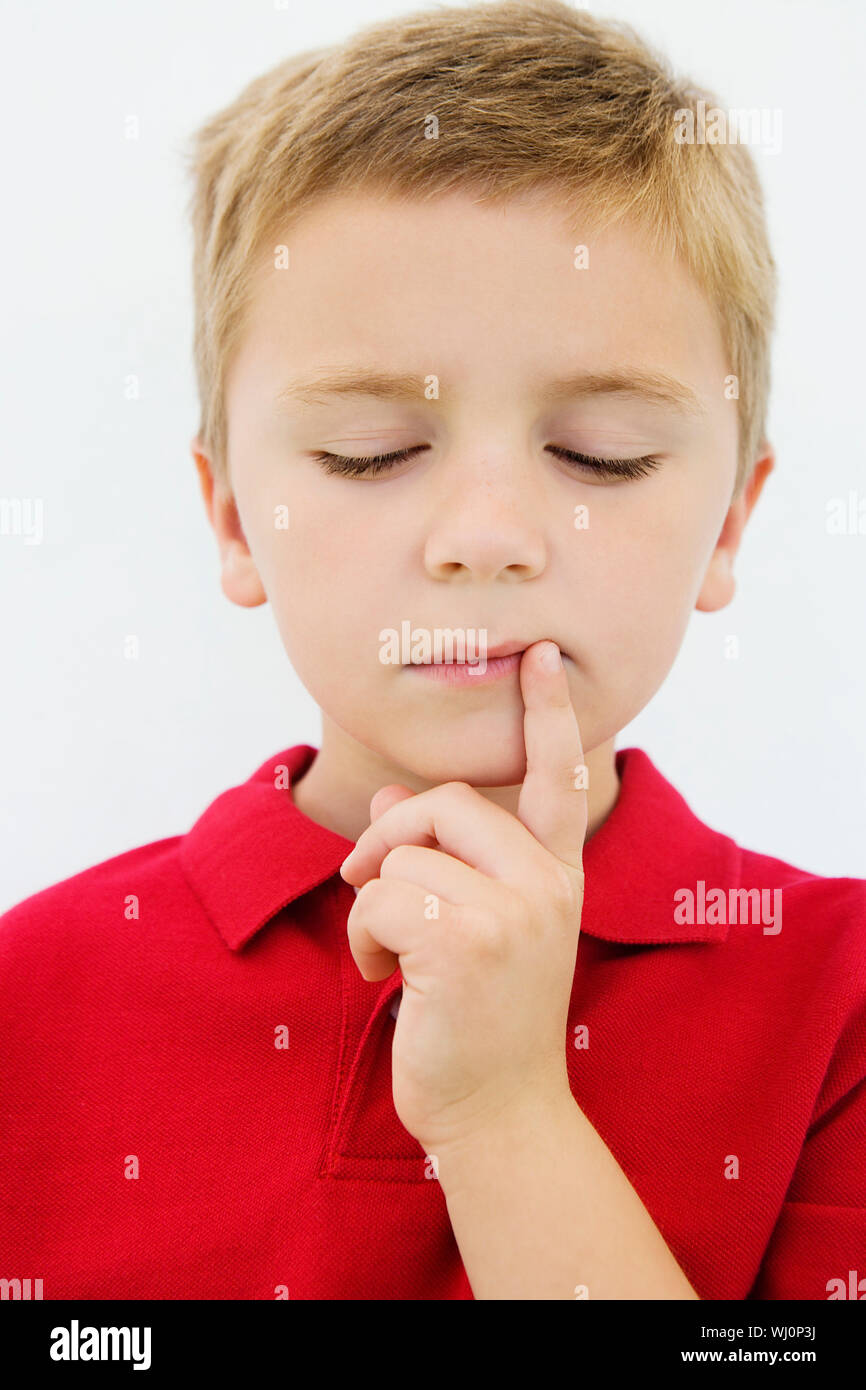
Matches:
[350,878,379,914]
[380,844,417,877]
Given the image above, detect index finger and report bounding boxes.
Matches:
[517,640,587,872]
[339,780,550,890]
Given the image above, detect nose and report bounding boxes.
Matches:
[422,454,547,583]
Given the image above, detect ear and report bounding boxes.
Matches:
[695,444,775,613]
[191,435,267,609]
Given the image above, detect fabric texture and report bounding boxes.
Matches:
[1,744,864,1300]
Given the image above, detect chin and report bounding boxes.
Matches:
[391,728,531,789]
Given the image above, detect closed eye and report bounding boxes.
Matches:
[310,446,430,477]
[546,446,661,480]
[310,445,661,480]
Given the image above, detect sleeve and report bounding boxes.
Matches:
[747,999,866,1300]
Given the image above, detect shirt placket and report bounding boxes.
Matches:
[319,879,427,1180]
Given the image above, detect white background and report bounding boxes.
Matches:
[1,0,864,913]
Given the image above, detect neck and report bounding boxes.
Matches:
[291,715,621,847]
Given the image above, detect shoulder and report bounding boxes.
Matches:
[646,745,866,938]
[615,747,866,962]
[735,838,866,938]
[690,824,866,1125]
[0,834,188,966]
[724,840,866,1069]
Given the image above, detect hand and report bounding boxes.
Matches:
[339,640,587,1157]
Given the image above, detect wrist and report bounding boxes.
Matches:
[429,1075,578,1192]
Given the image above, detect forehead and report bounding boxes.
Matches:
[233,186,727,392]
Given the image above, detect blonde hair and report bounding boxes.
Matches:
[183,0,776,498]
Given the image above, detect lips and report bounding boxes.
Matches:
[407,650,524,686]
[410,639,563,666]
[481,641,528,661]
[407,640,531,666]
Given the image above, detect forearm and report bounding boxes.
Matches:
[435,1088,700,1300]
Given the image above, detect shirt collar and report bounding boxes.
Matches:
[180,744,739,952]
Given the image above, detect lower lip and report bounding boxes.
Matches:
[405,652,525,685]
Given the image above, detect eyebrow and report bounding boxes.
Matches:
[275,366,706,416]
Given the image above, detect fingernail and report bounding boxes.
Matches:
[540,642,562,673]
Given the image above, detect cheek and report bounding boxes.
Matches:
[580,505,709,664]
[252,491,397,658]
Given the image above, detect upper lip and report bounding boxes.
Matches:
[483,640,530,660]
[411,639,534,665]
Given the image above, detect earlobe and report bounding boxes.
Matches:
[695,446,775,614]
[190,435,267,609]
[695,550,736,613]
[215,498,268,609]
[220,542,268,608]
[695,499,746,613]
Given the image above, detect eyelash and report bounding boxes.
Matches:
[310,445,660,480]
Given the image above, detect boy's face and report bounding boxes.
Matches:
[195,187,772,793]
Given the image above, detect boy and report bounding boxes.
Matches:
[2,0,864,1301]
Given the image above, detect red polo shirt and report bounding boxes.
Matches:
[1,744,864,1300]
